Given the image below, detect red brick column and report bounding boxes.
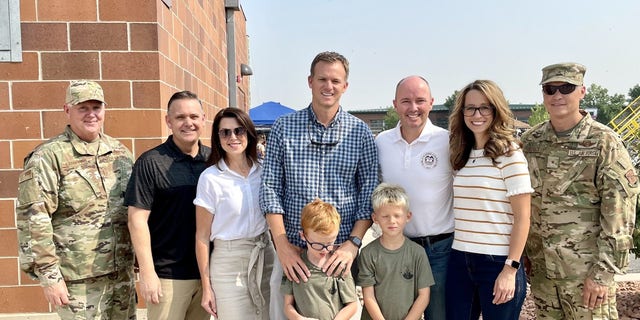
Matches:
[0,0,249,313]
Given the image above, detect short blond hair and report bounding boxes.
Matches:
[371,183,410,213]
[301,199,341,235]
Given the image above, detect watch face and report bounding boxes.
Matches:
[350,236,362,247]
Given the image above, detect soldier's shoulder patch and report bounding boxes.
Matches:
[19,169,34,183]
[624,169,638,186]
[579,140,597,147]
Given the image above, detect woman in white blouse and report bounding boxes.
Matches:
[446,80,532,320]
[194,108,274,320]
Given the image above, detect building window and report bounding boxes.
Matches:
[369,119,384,134]
[0,0,22,62]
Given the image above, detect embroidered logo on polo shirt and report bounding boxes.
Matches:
[421,152,437,169]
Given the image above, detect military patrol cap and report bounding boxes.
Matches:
[65,80,106,105]
[540,62,586,85]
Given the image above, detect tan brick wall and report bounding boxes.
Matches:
[0,0,249,313]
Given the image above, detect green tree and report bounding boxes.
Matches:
[383,106,398,131]
[527,104,548,126]
[582,84,626,125]
[444,90,459,110]
[628,84,640,102]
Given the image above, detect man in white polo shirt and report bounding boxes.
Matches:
[375,75,454,319]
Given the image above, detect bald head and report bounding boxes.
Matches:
[393,75,434,143]
[395,75,431,99]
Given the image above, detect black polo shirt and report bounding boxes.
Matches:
[125,135,211,279]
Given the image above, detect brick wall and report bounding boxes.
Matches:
[0,0,248,313]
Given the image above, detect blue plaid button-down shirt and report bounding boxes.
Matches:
[260,105,379,248]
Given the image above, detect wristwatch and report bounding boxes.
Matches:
[348,235,362,248]
[505,259,520,270]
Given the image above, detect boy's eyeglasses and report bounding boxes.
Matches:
[304,235,338,251]
[218,127,247,139]
[542,84,577,95]
[463,105,494,117]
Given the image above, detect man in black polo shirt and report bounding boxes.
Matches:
[125,91,211,320]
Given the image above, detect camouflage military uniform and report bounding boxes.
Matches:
[522,111,639,319]
[17,125,136,319]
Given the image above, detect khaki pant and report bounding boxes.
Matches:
[146,278,209,320]
[211,232,274,320]
[269,255,286,320]
[58,268,136,320]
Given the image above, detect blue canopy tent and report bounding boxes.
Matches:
[249,101,296,127]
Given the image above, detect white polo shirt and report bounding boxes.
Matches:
[375,120,454,237]
[194,160,268,241]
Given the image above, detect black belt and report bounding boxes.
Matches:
[409,232,453,247]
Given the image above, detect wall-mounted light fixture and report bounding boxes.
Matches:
[237,63,253,83]
[240,64,253,76]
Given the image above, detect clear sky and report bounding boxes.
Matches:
[242,1,640,111]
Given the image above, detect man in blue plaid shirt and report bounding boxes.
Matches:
[260,51,379,319]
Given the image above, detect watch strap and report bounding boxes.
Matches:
[505,259,520,269]
[349,235,362,248]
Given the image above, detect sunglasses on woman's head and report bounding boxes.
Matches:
[542,84,577,95]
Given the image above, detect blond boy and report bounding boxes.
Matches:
[281,199,358,320]
[357,183,434,320]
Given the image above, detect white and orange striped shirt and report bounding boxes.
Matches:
[451,147,533,256]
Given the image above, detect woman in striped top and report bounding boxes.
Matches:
[445,80,533,320]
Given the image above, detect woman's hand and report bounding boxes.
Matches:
[201,286,217,317]
[492,266,517,304]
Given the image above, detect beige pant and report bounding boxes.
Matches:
[211,232,274,320]
[269,255,286,320]
[147,278,210,320]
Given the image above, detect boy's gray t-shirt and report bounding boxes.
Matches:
[357,237,434,320]
[281,251,357,320]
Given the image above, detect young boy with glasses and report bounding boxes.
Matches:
[281,199,358,320]
[357,183,434,320]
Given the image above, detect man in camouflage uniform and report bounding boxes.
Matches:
[522,63,639,319]
[16,80,136,319]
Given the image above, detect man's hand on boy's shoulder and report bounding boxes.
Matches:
[276,240,309,283]
[323,241,358,277]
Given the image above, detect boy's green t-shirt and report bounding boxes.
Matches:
[281,251,357,320]
[357,237,434,320]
